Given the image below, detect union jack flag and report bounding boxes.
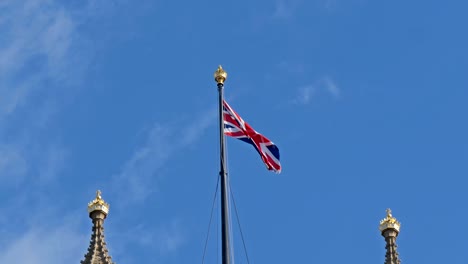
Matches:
[223,100,281,173]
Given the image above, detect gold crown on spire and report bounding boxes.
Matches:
[214,65,227,84]
[87,190,110,215]
[379,208,401,232]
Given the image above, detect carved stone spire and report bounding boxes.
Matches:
[81,190,115,264]
[379,209,401,264]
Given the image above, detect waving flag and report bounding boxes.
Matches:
[223,100,281,173]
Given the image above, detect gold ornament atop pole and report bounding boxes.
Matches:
[214,65,228,84]
[214,64,231,264]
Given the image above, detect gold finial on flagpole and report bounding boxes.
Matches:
[214,65,228,84]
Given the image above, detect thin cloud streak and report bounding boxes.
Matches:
[156,219,186,254]
[324,76,341,98]
[0,209,87,264]
[293,76,341,105]
[273,0,295,19]
[0,0,116,262]
[0,200,87,264]
[0,226,85,264]
[107,108,215,259]
[0,0,83,119]
[0,0,104,189]
[251,0,301,30]
[295,85,317,105]
[113,219,186,254]
[323,0,339,11]
[0,144,28,186]
[112,107,217,204]
[0,1,91,188]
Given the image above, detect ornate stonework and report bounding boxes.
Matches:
[380,208,401,264]
[81,190,115,264]
[78,193,406,264]
[379,208,401,233]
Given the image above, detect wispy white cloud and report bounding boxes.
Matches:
[0,139,69,192]
[0,191,87,264]
[156,219,186,254]
[106,218,185,264]
[37,144,69,183]
[112,124,172,203]
[0,225,85,264]
[0,0,84,119]
[323,76,341,98]
[295,85,317,105]
[0,163,81,264]
[112,107,217,204]
[0,0,116,262]
[253,0,343,30]
[0,0,187,262]
[106,108,215,260]
[293,76,341,105]
[276,61,306,75]
[0,204,88,264]
[0,144,28,186]
[0,0,144,198]
[113,218,186,254]
[321,0,337,10]
[273,0,296,19]
[251,0,301,30]
[0,0,89,191]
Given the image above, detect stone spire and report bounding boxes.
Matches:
[379,208,401,264]
[81,190,115,264]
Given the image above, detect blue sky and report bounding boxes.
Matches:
[0,0,467,263]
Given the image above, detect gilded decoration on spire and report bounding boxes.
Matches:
[214,65,228,84]
[87,190,110,215]
[379,208,401,232]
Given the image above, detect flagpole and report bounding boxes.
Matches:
[214,65,231,264]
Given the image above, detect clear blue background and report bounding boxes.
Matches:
[0,0,466,263]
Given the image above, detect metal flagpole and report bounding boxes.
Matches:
[214,65,231,264]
